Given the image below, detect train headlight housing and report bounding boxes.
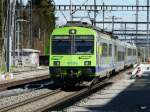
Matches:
[53,61,60,66]
[84,61,91,66]
[69,29,77,35]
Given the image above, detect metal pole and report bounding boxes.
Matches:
[10,0,16,67]
[20,0,23,61]
[94,0,96,26]
[13,4,16,66]
[38,28,41,40]
[6,0,10,72]
[17,21,20,63]
[135,0,139,45]
[124,23,127,40]
[147,0,149,59]
[144,47,146,63]
[9,1,13,69]
[28,1,30,48]
[16,5,20,64]
[102,2,105,29]
[112,16,115,34]
[30,0,33,48]
[70,0,73,21]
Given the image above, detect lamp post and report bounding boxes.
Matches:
[6,0,11,72]
[6,0,17,72]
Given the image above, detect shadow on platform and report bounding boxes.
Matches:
[78,73,150,112]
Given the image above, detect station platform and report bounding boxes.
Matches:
[68,70,150,112]
[0,67,49,91]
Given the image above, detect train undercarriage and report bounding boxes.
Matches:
[49,67,100,87]
[49,67,113,87]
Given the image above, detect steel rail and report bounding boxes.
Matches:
[36,80,112,112]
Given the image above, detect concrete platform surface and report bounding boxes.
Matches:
[68,72,150,112]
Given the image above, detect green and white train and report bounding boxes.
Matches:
[49,21,137,86]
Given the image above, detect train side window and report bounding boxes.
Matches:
[134,49,135,56]
[127,48,129,56]
[135,49,137,56]
[109,44,112,56]
[102,43,108,56]
[131,49,133,56]
[135,49,136,56]
[125,48,127,56]
[122,51,125,60]
[133,49,136,56]
[118,51,125,61]
[128,48,132,56]
[118,51,121,61]
[115,45,117,56]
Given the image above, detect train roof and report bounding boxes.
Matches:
[65,21,103,32]
[64,21,114,37]
[125,42,136,48]
[57,21,137,46]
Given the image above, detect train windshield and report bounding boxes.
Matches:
[75,36,94,54]
[52,36,71,54]
[51,35,94,55]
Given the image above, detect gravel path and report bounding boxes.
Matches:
[0,89,32,98]
[7,91,74,112]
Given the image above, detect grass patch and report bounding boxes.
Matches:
[0,64,6,73]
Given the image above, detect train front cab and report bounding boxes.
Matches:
[49,27,98,85]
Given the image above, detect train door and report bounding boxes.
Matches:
[96,39,101,68]
[111,40,116,69]
[115,44,117,67]
[108,42,113,69]
[112,40,115,70]
[101,39,108,70]
[96,35,103,75]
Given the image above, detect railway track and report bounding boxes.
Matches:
[0,89,61,112]
[39,69,131,111]
[0,69,131,112]
[41,78,112,112]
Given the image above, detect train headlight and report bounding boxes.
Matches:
[69,29,76,35]
[53,61,60,66]
[84,61,91,66]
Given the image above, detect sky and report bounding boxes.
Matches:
[21,0,148,28]
[53,0,149,40]
[21,0,149,40]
